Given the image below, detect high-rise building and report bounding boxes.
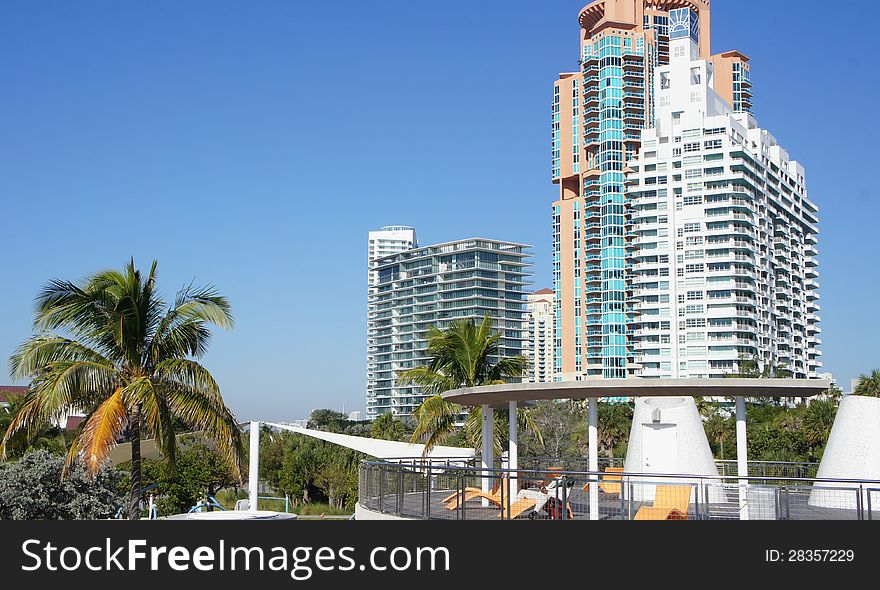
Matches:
[366,238,532,419]
[368,226,418,291]
[525,289,556,383]
[551,1,820,380]
[367,226,418,406]
[627,12,821,378]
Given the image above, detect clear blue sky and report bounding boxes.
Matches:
[0,1,876,420]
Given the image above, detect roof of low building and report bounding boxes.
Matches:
[0,386,28,404]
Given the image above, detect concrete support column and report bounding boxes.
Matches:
[588,397,599,521]
[481,405,494,507]
[735,397,749,520]
[508,400,518,498]
[249,421,260,512]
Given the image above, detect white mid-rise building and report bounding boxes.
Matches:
[367,226,418,408]
[626,17,821,379]
[525,289,555,383]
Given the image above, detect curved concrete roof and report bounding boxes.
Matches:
[442,378,832,408]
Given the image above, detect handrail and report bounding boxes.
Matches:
[360,459,879,487]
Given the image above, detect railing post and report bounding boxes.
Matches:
[425,466,432,519]
[561,476,568,520]
[397,465,404,515]
[628,480,634,520]
[460,473,466,521]
[784,486,790,520]
[379,466,385,513]
[868,489,873,521]
[505,472,511,520]
[857,485,864,521]
[693,482,699,521]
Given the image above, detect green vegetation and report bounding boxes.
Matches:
[370,412,407,441]
[853,369,880,397]
[725,354,793,380]
[518,400,632,459]
[2,260,244,519]
[0,450,123,519]
[291,502,352,516]
[517,395,839,464]
[0,390,69,459]
[259,420,362,512]
[134,436,240,515]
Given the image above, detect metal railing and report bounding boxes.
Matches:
[387,456,819,480]
[359,459,877,521]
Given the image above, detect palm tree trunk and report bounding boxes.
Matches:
[128,404,142,520]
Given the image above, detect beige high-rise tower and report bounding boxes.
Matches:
[551,1,760,381]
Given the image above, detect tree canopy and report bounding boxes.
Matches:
[3,259,243,519]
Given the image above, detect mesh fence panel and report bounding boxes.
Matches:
[358,460,879,521]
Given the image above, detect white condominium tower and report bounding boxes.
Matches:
[525,289,556,383]
[367,226,418,410]
[626,10,821,378]
[368,226,418,292]
[366,238,532,419]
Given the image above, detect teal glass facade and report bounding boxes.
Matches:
[581,34,646,378]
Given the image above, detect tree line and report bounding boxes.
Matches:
[2,278,879,519]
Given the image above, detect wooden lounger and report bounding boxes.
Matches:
[634,484,692,520]
[582,467,625,496]
[443,478,508,510]
[539,467,564,487]
[500,497,540,519]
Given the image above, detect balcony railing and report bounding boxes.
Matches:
[359,458,877,521]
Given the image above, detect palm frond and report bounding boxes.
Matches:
[409,395,461,455]
[9,335,113,381]
[464,406,505,456]
[27,360,117,416]
[164,386,244,478]
[0,391,51,459]
[122,375,178,470]
[398,366,457,396]
[154,358,223,401]
[517,406,544,447]
[488,356,527,381]
[67,388,127,476]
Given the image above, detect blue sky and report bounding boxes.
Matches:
[0,1,876,420]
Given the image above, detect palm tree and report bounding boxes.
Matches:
[2,260,244,519]
[0,391,68,458]
[400,316,539,454]
[802,399,837,448]
[853,369,880,397]
[596,402,633,459]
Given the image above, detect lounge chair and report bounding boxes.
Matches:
[500,477,574,520]
[633,484,692,520]
[538,466,564,487]
[444,468,560,510]
[442,477,507,510]
[582,467,625,496]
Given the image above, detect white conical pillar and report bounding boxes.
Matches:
[809,396,880,510]
[623,397,723,504]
